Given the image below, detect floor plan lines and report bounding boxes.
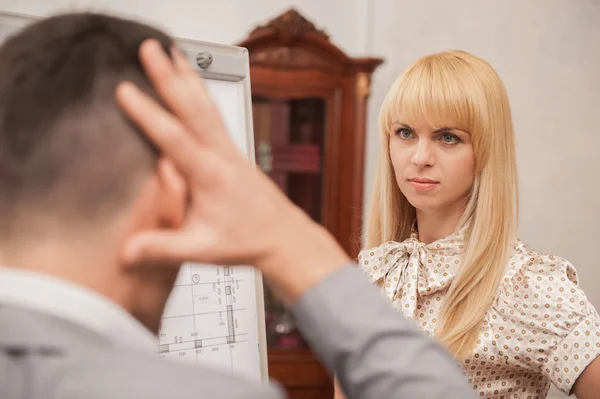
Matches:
[157,263,262,380]
[224,266,236,344]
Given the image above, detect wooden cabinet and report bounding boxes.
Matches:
[237,8,383,398]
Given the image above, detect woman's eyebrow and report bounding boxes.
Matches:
[432,126,456,133]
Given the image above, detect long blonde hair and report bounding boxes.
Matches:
[365,50,519,359]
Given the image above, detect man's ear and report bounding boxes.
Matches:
[155,157,187,229]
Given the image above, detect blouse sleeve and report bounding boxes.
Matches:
[489,253,600,395]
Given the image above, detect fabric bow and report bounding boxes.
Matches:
[360,230,465,319]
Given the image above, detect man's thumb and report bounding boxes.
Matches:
[121,229,208,267]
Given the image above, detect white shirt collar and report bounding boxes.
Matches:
[0,266,157,353]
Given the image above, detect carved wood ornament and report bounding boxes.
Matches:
[238,8,382,75]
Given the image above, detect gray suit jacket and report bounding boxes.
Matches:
[0,304,281,399]
[0,265,475,399]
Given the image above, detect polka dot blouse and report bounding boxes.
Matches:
[358,227,600,398]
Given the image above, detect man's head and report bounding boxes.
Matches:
[0,12,187,332]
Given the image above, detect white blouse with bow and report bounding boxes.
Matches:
[358,228,600,398]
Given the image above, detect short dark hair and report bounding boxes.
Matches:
[0,12,173,236]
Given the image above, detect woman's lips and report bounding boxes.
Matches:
[407,177,439,191]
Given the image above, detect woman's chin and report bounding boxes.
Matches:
[404,195,446,214]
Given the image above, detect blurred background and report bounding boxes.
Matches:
[1,1,598,398]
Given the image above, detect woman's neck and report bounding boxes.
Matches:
[415,208,464,244]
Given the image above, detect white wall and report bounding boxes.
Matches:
[0,0,366,54]
[1,1,598,397]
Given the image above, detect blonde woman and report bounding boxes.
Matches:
[334,51,600,398]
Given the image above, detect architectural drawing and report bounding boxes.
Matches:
[157,263,262,380]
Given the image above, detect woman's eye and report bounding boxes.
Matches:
[396,128,412,139]
[440,133,459,144]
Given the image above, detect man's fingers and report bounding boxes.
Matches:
[115,81,199,177]
[136,40,176,92]
[138,39,233,153]
[138,40,207,117]
[171,44,198,76]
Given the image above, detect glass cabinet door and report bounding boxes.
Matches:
[252,96,326,349]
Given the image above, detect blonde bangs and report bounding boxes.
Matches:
[379,52,486,139]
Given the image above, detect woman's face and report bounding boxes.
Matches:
[389,118,476,215]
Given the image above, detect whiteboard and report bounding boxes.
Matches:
[0,11,268,382]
